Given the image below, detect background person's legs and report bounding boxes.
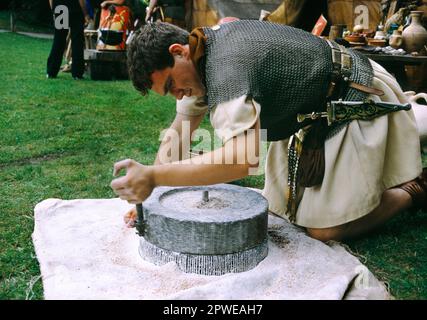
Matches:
[60,32,72,72]
[69,12,85,78]
[46,26,68,77]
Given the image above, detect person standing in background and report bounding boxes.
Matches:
[46,0,91,79]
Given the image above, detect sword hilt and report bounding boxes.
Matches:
[297,111,328,123]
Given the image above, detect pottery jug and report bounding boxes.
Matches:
[402,11,427,53]
[389,29,403,49]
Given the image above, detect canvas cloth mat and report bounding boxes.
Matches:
[32,197,390,300]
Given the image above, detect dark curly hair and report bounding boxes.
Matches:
[127,22,189,96]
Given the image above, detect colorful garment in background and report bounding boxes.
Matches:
[97,4,132,50]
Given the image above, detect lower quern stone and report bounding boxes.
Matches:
[137,184,269,275]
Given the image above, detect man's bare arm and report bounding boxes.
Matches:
[154,118,260,186]
[111,119,260,203]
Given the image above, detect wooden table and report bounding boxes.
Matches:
[359,52,427,91]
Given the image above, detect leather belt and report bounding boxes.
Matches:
[326,40,384,97]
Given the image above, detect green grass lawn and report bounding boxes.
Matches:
[0,32,426,300]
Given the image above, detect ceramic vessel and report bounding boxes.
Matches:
[402,11,427,53]
[329,25,344,40]
[389,29,403,49]
[374,24,386,40]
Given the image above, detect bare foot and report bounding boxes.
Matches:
[123,207,137,228]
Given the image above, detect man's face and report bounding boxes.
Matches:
[150,44,205,99]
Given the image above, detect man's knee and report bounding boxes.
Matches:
[306,226,345,242]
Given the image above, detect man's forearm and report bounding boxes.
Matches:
[153,128,259,186]
[111,121,260,203]
[153,159,251,187]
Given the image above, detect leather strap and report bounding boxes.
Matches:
[348,81,384,96]
[398,168,427,211]
[326,40,384,97]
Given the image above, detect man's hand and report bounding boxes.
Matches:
[110,159,156,204]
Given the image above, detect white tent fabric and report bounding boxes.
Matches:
[32,196,390,300]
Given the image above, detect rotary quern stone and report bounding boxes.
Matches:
[136,184,269,276]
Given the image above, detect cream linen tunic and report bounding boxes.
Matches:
[176,60,422,228]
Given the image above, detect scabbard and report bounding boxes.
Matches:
[326,99,412,125]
